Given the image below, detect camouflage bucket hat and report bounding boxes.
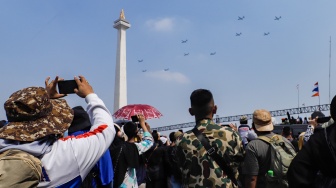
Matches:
[0,87,74,141]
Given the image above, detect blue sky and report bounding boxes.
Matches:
[1,0,335,132]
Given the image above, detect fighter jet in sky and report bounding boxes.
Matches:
[142,70,147,72]
[181,39,188,43]
[210,52,216,55]
[236,33,242,36]
[138,59,143,62]
[164,68,169,71]
[264,32,270,36]
[184,53,189,56]
[238,16,245,20]
[274,16,282,20]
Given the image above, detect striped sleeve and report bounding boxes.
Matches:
[135,131,153,155]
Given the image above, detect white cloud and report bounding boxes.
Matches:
[146,70,190,84]
[146,17,175,32]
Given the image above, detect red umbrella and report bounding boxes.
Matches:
[112,104,163,120]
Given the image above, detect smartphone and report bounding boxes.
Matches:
[317,116,331,124]
[131,115,139,123]
[58,80,78,94]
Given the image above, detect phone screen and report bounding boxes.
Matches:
[58,80,78,94]
[131,115,139,122]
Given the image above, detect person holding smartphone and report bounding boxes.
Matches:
[288,95,336,187]
[0,75,115,187]
[303,111,330,143]
[111,114,153,188]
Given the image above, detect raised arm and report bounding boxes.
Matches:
[58,76,115,177]
[135,115,153,154]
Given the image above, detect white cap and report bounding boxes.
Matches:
[160,137,167,144]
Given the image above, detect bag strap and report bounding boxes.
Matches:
[259,134,282,143]
[145,144,158,165]
[259,134,286,145]
[259,134,295,156]
[113,145,124,172]
[192,127,238,186]
[258,135,272,143]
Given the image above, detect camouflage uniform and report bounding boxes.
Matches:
[176,119,244,188]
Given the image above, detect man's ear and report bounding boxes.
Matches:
[189,108,194,116]
[212,105,217,114]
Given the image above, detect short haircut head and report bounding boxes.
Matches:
[240,116,248,124]
[123,122,137,139]
[190,89,214,116]
[169,132,176,143]
[282,126,292,137]
[311,111,325,120]
[240,119,248,124]
[152,131,159,142]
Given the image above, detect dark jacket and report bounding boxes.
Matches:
[165,145,182,183]
[288,123,336,188]
[144,143,168,182]
[111,142,140,188]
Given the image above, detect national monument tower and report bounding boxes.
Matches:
[113,9,130,113]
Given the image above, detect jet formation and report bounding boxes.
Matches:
[140,15,282,72]
[235,15,281,36]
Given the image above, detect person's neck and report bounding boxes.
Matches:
[256,131,272,136]
[195,115,213,123]
[128,138,135,143]
[285,135,292,140]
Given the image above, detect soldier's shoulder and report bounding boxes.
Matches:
[213,124,237,135]
[179,130,195,143]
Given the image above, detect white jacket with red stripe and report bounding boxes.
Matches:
[37,93,115,187]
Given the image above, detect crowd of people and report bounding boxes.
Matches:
[0,76,336,188]
[281,116,309,125]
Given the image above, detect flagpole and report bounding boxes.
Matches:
[329,36,332,103]
[297,84,300,113]
[319,94,321,110]
[318,82,321,110]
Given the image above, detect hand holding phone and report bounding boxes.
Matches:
[45,76,66,99]
[317,116,331,124]
[131,115,142,128]
[73,76,94,98]
[131,114,148,132]
[131,115,139,123]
